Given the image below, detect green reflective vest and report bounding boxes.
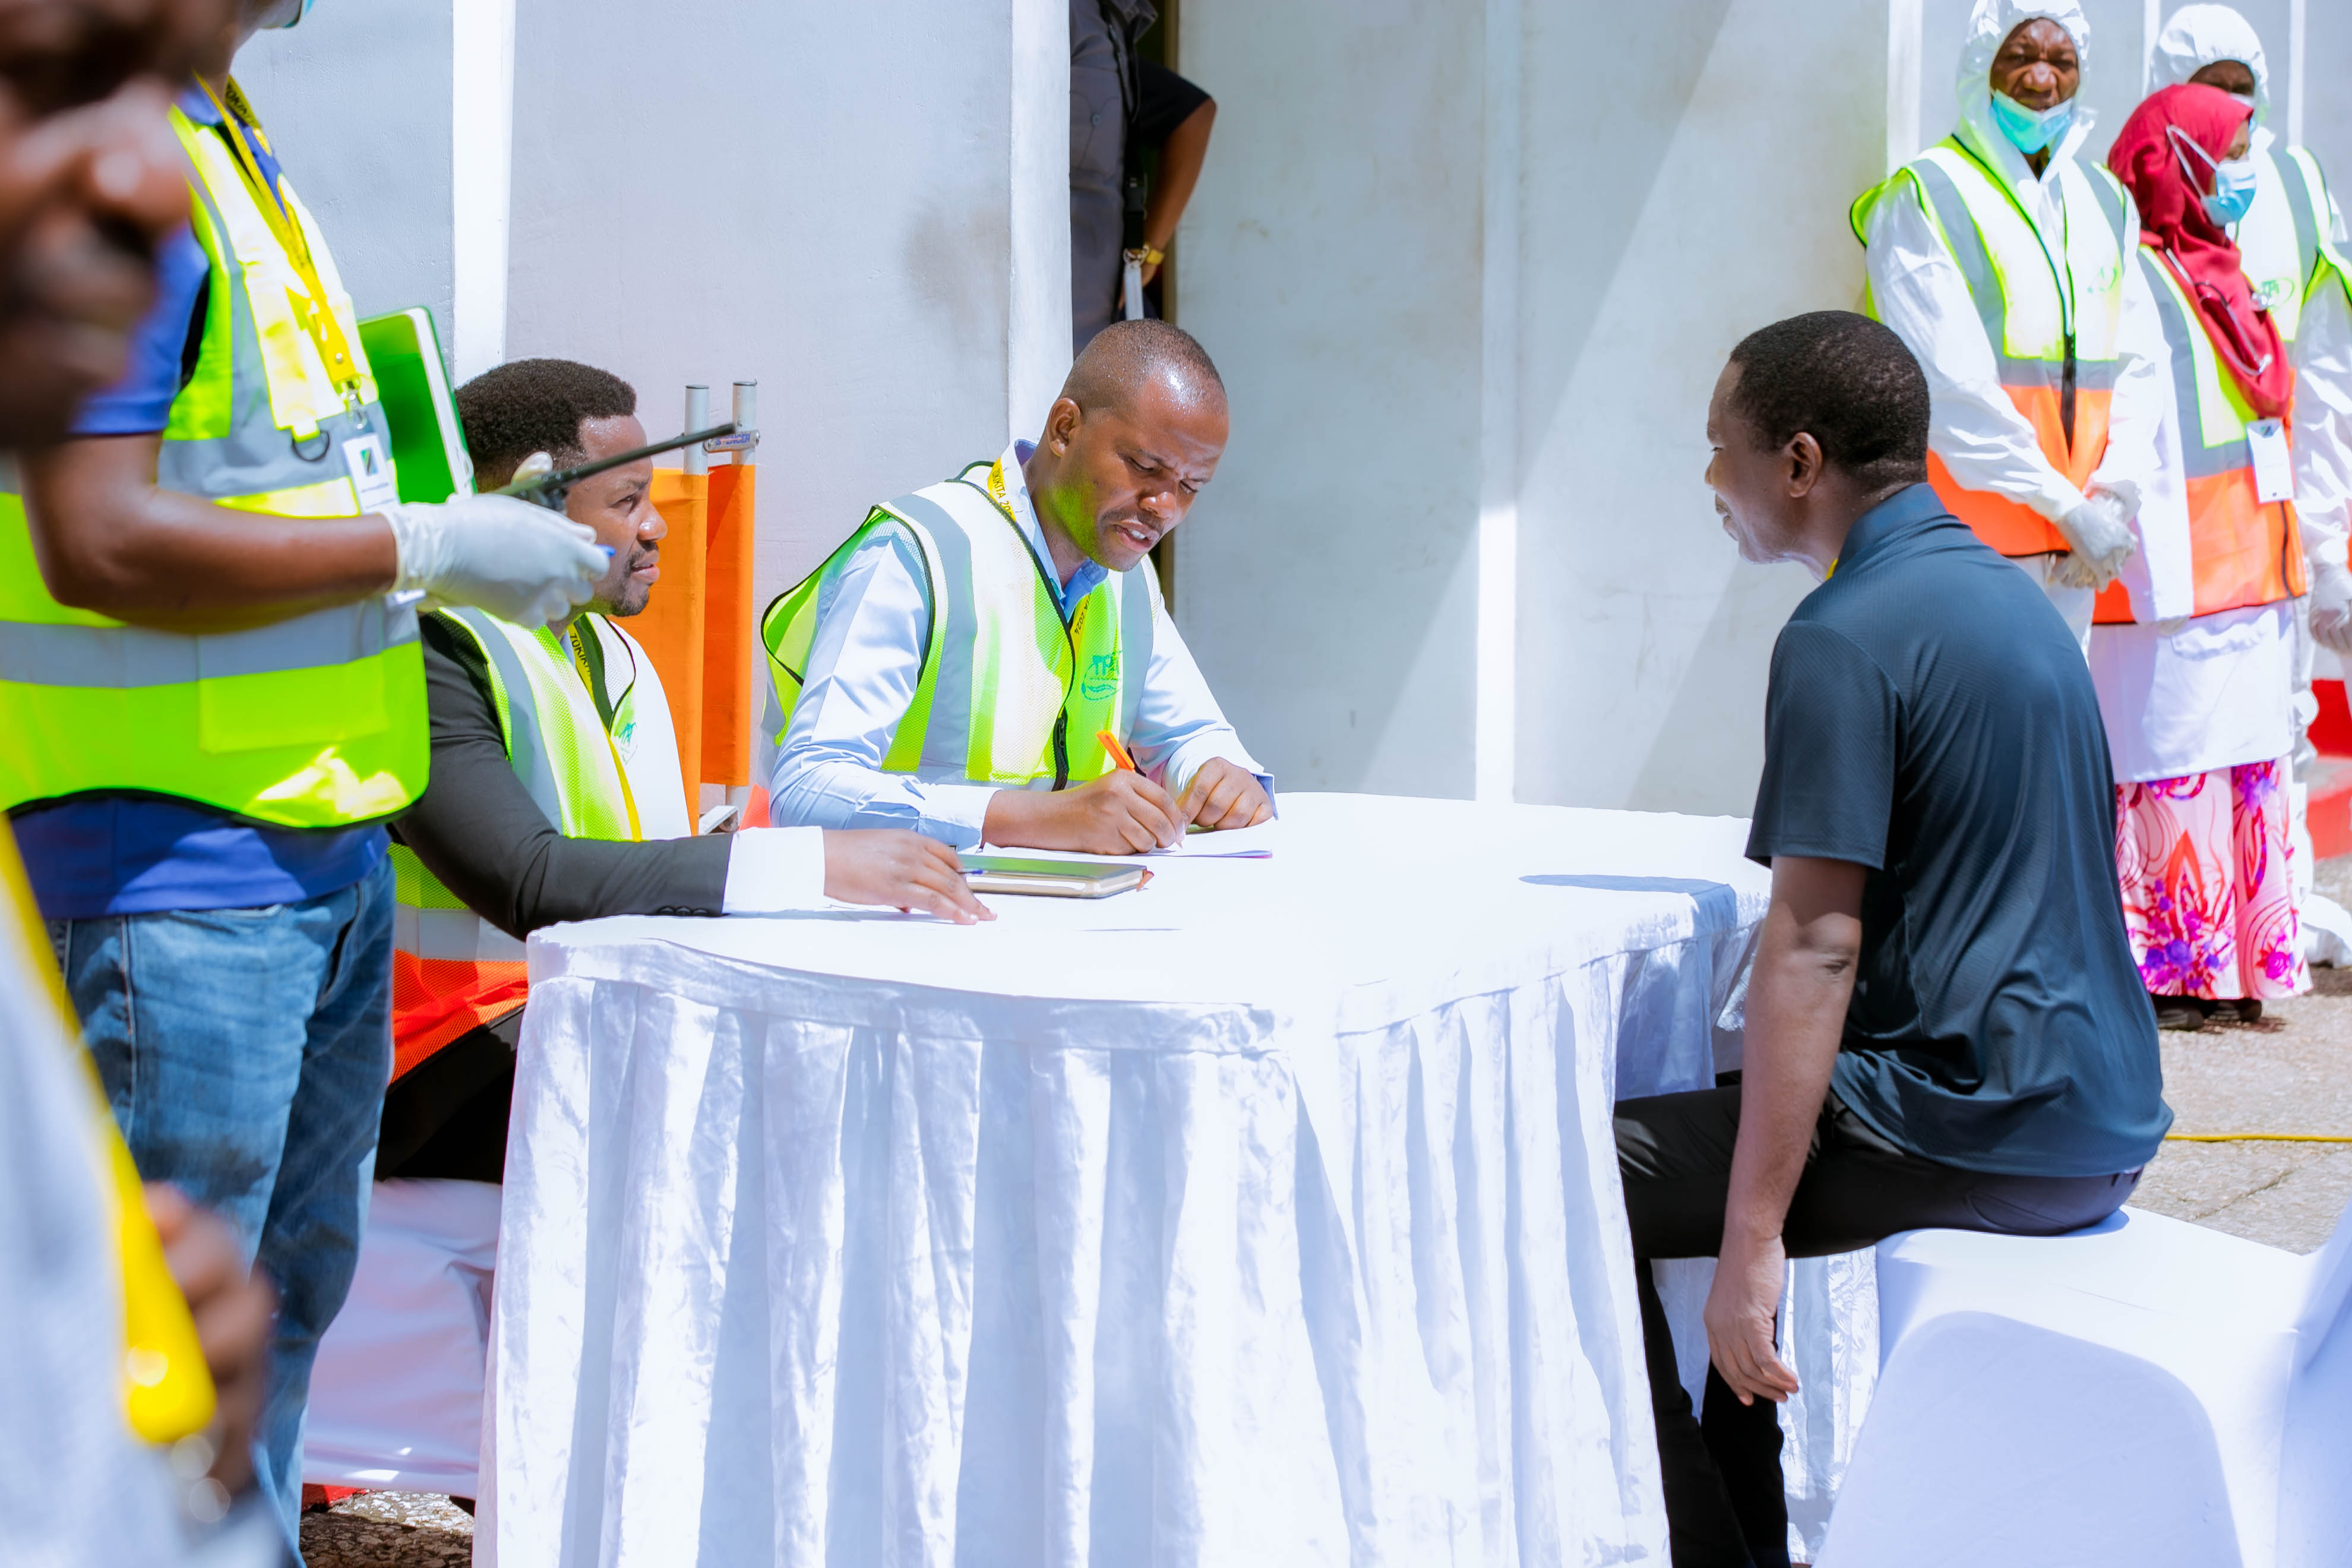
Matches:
[391,608,642,1078]
[760,459,1155,788]
[1852,137,2130,557]
[0,90,425,829]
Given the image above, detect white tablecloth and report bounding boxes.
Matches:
[482,793,1782,1566]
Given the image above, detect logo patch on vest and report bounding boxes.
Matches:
[1080,650,1120,702]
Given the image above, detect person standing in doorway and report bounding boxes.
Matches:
[1071,0,1216,352]
[2095,84,2321,1030]
[1851,0,2170,652]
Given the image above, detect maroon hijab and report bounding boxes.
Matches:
[2108,83,2291,419]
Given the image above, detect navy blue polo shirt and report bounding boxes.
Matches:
[1746,483,2170,1178]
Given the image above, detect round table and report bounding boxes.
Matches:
[482,793,1781,1566]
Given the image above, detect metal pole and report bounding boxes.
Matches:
[684,385,710,477]
[732,381,758,461]
[726,380,757,821]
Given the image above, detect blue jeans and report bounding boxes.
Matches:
[51,859,394,1547]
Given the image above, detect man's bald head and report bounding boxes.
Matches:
[1024,321,1231,578]
[1061,318,1227,421]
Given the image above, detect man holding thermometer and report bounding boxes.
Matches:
[763,318,1272,855]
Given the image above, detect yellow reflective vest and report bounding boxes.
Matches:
[0,83,425,830]
[760,457,1155,788]
[1853,138,2131,558]
[391,608,644,1079]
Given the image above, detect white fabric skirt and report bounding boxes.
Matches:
[2089,601,2294,783]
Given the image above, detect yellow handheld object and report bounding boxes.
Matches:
[0,826,216,1443]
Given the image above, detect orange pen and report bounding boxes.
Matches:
[1098,729,1139,772]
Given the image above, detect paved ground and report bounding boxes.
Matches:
[2128,854,2352,1254]
[300,1491,472,1567]
[297,859,2352,1564]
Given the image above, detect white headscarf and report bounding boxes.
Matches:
[2149,5,2271,131]
[1956,0,2092,120]
[1955,1,2095,183]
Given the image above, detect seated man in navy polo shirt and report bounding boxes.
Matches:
[1617,311,2171,1568]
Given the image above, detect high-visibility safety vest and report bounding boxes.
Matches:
[2237,143,2342,349]
[760,459,1155,788]
[390,608,645,1079]
[0,85,424,829]
[1852,137,2132,558]
[2092,249,2309,625]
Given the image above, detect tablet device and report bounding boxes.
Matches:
[959,855,1146,899]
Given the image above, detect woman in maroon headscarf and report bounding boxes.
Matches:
[2095,82,2312,1028]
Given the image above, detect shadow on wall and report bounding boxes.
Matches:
[1512,0,1877,816]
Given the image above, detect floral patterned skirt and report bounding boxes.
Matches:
[2115,758,2305,1000]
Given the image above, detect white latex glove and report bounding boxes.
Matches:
[2311,558,2352,654]
[2050,485,2139,591]
[381,492,607,628]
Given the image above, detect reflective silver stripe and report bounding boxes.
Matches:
[2277,147,2322,293]
[2081,166,2128,252]
[889,485,981,772]
[395,903,527,963]
[1911,156,2009,360]
[0,597,416,688]
[440,606,563,827]
[1118,563,1154,739]
[2140,250,2253,481]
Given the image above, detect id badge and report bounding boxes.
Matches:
[2247,418,2294,505]
[342,433,401,513]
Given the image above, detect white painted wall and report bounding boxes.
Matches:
[234,0,454,344]
[505,0,1068,589]
[1178,0,1487,803]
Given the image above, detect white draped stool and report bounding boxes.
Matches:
[1817,1200,2352,1567]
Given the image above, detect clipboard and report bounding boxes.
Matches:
[358,306,473,504]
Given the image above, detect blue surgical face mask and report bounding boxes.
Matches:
[1990,90,2076,156]
[2170,125,2258,226]
[2205,159,2259,226]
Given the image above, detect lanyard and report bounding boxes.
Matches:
[564,621,644,842]
[195,77,365,409]
[984,457,1019,523]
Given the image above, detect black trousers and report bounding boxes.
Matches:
[1614,1085,2142,1568]
[375,1009,521,1184]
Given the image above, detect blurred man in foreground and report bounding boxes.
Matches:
[764,319,1271,855]
[1617,312,2167,1566]
[0,1,276,1561]
[2,0,610,1541]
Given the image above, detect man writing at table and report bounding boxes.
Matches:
[379,358,988,1180]
[1616,311,2169,1567]
[762,318,1272,853]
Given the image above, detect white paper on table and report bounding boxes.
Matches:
[983,815,1282,862]
[1149,817,1281,858]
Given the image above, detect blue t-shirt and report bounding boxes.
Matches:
[1745,484,2171,1179]
[18,83,387,920]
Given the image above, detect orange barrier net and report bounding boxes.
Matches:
[634,459,757,808]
